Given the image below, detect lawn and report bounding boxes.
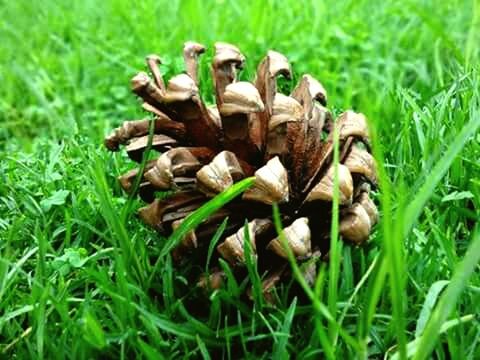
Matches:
[1,0,479,358]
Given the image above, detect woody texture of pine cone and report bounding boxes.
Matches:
[105,41,378,297]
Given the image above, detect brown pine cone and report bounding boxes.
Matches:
[104,41,378,298]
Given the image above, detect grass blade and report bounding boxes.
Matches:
[147,177,255,286]
[160,177,255,258]
[328,124,341,345]
[391,314,476,360]
[415,280,450,337]
[196,334,212,360]
[272,297,297,359]
[412,230,480,360]
[205,217,229,271]
[243,221,264,310]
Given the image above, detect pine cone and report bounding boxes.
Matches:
[105,42,378,297]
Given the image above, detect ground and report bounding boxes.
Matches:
[0,0,479,358]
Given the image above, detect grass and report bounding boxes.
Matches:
[1,0,479,358]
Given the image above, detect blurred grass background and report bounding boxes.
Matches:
[0,0,479,358]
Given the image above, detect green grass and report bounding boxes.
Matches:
[1,0,479,358]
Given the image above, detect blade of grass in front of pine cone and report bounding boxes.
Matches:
[205,217,229,272]
[218,258,241,299]
[362,111,407,359]
[236,310,248,357]
[243,221,264,310]
[162,177,255,257]
[196,334,212,360]
[272,297,297,358]
[272,204,360,354]
[328,122,341,346]
[146,177,255,286]
[161,254,174,313]
[223,316,232,360]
